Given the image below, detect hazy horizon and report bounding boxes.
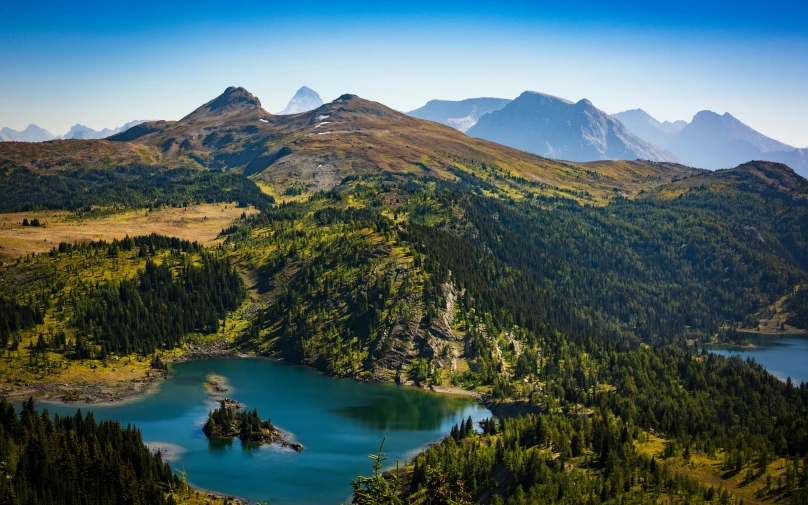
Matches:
[2,0,807,146]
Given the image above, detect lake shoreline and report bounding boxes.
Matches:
[15,355,491,504]
[2,342,504,414]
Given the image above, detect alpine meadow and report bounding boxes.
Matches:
[1,2,808,504]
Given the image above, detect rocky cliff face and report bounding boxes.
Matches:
[467,91,677,163]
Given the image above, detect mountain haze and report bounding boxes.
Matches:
[407,97,512,132]
[615,108,808,176]
[0,86,699,205]
[0,124,56,142]
[61,120,148,140]
[467,91,677,163]
[2,85,808,505]
[277,86,323,115]
[612,109,687,146]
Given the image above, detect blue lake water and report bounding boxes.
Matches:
[705,333,808,385]
[29,358,489,504]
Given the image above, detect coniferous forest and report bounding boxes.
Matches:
[0,90,807,505]
[0,398,181,505]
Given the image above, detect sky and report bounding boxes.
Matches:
[1,0,807,146]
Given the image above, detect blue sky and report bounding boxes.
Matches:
[1,0,807,146]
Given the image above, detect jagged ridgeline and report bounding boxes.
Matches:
[0,398,182,504]
[0,234,245,361]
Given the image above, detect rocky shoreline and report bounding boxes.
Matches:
[2,339,517,422]
[1,341,243,406]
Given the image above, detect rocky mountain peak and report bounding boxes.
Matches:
[278,86,324,115]
[181,86,264,123]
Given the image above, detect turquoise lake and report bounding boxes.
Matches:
[705,333,808,385]
[30,358,489,504]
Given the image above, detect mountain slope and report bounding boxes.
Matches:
[277,86,323,115]
[0,124,56,142]
[124,88,697,202]
[615,108,808,177]
[407,97,512,132]
[612,108,686,146]
[668,111,793,168]
[467,91,678,163]
[107,120,176,142]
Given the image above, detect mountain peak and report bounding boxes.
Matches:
[206,86,262,112]
[278,86,324,115]
[468,91,677,163]
[407,96,512,132]
[0,124,56,142]
[181,86,264,123]
[518,91,574,105]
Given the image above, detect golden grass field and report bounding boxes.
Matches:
[0,203,258,261]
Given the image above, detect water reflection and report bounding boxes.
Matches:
[333,390,473,430]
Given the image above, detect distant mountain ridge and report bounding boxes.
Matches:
[1,121,148,142]
[277,86,323,115]
[1,86,701,206]
[0,124,56,142]
[407,97,512,132]
[466,91,678,163]
[611,109,686,147]
[613,108,808,177]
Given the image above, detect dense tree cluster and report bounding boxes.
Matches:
[0,398,180,504]
[0,165,273,212]
[407,186,808,346]
[72,251,245,356]
[202,401,274,442]
[0,295,43,348]
[786,286,808,328]
[402,412,808,505]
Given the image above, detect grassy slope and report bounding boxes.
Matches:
[118,94,702,204]
[0,203,258,261]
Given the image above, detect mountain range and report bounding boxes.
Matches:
[62,120,149,140]
[2,85,808,505]
[0,120,148,142]
[464,91,678,163]
[407,97,512,132]
[7,87,806,179]
[1,86,320,143]
[277,86,323,115]
[613,108,808,177]
[0,86,698,204]
[0,124,56,142]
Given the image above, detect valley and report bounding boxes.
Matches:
[0,88,807,505]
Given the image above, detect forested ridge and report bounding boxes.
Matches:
[1,158,808,503]
[0,165,273,212]
[217,169,808,504]
[0,234,246,366]
[0,397,182,504]
[72,248,245,357]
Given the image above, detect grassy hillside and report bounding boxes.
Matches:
[1,89,808,504]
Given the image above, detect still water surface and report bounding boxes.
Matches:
[705,333,808,385]
[33,358,489,504]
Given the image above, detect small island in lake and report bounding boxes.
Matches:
[203,400,303,452]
